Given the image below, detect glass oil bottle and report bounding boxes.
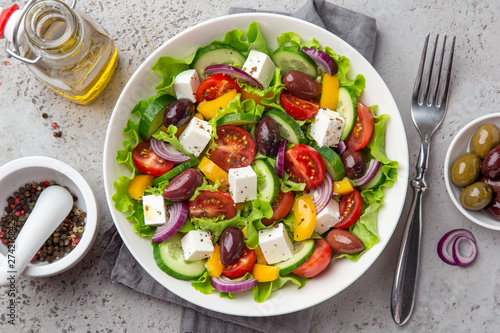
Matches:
[0,0,118,105]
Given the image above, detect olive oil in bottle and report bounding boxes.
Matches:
[0,0,118,105]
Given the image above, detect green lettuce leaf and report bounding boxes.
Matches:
[252,274,309,303]
[152,57,190,94]
[191,271,214,295]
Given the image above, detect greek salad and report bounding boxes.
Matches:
[112,22,398,302]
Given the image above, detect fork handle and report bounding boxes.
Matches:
[391,138,429,325]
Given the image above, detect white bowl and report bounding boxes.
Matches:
[444,113,500,230]
[103,13,409,316]
[0,156,98,277]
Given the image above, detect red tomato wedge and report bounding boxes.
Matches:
[284,144,325,190]
[132,141,175,177]
[334,189,363,229]
[261,190,294,226]
[222,247,256,279]
[209,125,256,172]
[345,101,374,151]
[280,90,320,121]
[292,239,332,278]
[196,73,240,103]
[189,190,236,220]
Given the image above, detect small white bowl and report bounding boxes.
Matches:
[0,156,98,277]
[444,113,500,230]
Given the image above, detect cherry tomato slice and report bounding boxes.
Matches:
[222,247,256,279]
[132,141,175,177]
[334,189,363,229]
[196,74,241,103]
[261,190,294,226]
[345,102,374,151]
[209,125,256,172]
[280,90,320,121]
[189,190,236,220]
[292,239,332,278]
[284,144,325,190]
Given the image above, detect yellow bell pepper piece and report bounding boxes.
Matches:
[127,174,155,201]
[254,247,267,265]
[197,89,238,119]
[252,264,280,282]
[293,194,316,241]
[320,74,339,110]
[205,244,224,278]
[240,89,274,105]
[333,177,354,195]
[198,156,228,188]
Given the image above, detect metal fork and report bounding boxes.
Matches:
[391,34,456,326]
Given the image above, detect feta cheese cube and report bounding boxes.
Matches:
[309,108,345,147]
[258,223,294,264]
[242,49,276,89]
[179,117,212,156]
[228,166,258,203]
[181,230,214,261]
[314,198,341,234]
[173,69,200,103]
[142,195,167,226]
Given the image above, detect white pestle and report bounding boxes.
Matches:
[0,185,73,287]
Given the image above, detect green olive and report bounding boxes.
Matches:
[470,124,500,159]
[451,153,482,187]
[460,182,493,210]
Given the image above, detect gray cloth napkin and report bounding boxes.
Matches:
[98,1,376,332]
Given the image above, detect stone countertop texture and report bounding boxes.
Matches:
[1,0,499,332]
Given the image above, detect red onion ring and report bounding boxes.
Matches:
[300,47,338,76]
[437,229,477,266]
[211,274,258,293]
[150,137,190,163]
[356,159,382,187]
[337,141,347,154]
[152,201,189,244]
[204,64,264,90]
[309,172,333,214]
[276,140,286,178]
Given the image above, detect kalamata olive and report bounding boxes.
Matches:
[162,168,202,201]
[163,98,195,127]
[450,153,481,187]
[219,226,244,265]
[282,70,322,99]
[481,144,500,180]
[460,182,493,211]
[480,176,500,192]
[255,116,281,156]
[486,191,500,220]
[341,149,366,179]
[471,124,500,159]
[326,229,365,254]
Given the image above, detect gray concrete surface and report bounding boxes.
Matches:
[1,0,499,332]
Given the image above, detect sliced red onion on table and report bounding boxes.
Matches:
[300,47,338,76]
[437,229,477,266]
[204,64,264,90]
[337,141,347,154]
[309,172,333,214]
[356,159,382,187]
[152,201,189,244]
[211,274,258,293]
[276,140,286,178]
[150,137,190,163]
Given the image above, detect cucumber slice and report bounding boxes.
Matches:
[271,46,317,77]
[252,159,279,204]
[153,157,200,186]
[311,144,345,181]
[192,44,246,80]
[138,94,176,141]
[358,165,386,190]
[216,113,260,127]
[153,233,207,280]
[336,87,358,141]
[265,108,307,144]
[272,239,315,276]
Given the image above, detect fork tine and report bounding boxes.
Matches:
[438,36,456,108]
[423,35,439,105]
[412,34,430,99]
[430,35,447,106]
